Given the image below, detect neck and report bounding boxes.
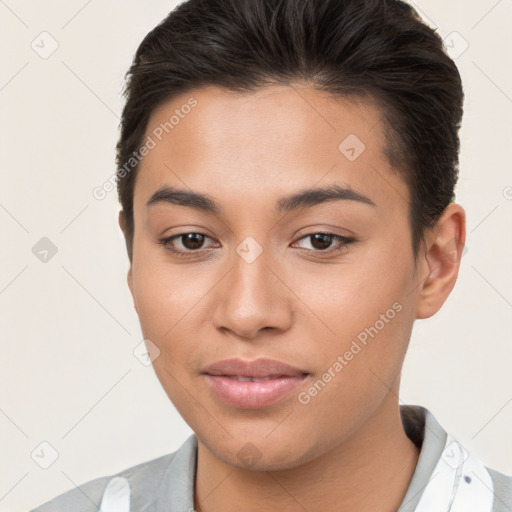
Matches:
[194,396,420,512]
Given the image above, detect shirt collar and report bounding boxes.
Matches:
[398,405,448,511]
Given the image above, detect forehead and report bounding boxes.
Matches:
[134,84,408,217]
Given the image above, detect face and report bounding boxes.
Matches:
[124,84,425,470]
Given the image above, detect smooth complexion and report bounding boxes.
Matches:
[119,84,465,512]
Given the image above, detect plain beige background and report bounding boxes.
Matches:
[1,1,511,510]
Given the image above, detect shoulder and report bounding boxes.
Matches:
[488,467,512,511]
[28,448,182,512]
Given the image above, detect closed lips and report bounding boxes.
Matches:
[226,375,292,382]
[203,358,310,408]
[202,358,309,378]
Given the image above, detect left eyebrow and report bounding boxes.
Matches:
[145,183,376,216]
[275,184,376,214]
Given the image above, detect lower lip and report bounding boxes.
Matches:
[205,375,306,409]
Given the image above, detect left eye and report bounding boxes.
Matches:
[292,233,354,251]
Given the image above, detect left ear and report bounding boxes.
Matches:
[415,203,466,319]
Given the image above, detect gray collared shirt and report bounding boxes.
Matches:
[29,405,512,511]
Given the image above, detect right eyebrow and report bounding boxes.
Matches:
[146,186,221,214]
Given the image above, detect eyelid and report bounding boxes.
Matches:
[159,230,356,258]
[159,232,218,253]
[291,232,355,252]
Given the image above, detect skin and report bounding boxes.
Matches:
[119,84,466,511]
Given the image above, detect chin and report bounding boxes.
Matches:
[199,429,322,472]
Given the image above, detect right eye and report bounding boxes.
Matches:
[159,232,219,257]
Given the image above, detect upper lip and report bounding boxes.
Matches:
[203,358,308,378]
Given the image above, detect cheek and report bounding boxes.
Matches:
[130,247,209,338]
[291,238,415,388]
[294,246,412,334]
[293,284,413,446]
[129,253,222,390]
[129,257,207,410]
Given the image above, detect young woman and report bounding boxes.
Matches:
[30,0,512,510]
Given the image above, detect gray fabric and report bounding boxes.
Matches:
[488,468,512,512]
[398,405,448,511]
[27,447,193,512]
[28,405,511,511]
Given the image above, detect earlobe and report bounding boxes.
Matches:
[415,204,466,319]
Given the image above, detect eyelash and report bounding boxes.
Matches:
[158,232,356,258]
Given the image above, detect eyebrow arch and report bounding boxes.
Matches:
[146,184,376,215]
[275,184,376,214]
[146,186,221,214]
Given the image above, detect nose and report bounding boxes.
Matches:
[212,247,294,340]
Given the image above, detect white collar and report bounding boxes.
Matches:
[413,434,494,512]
